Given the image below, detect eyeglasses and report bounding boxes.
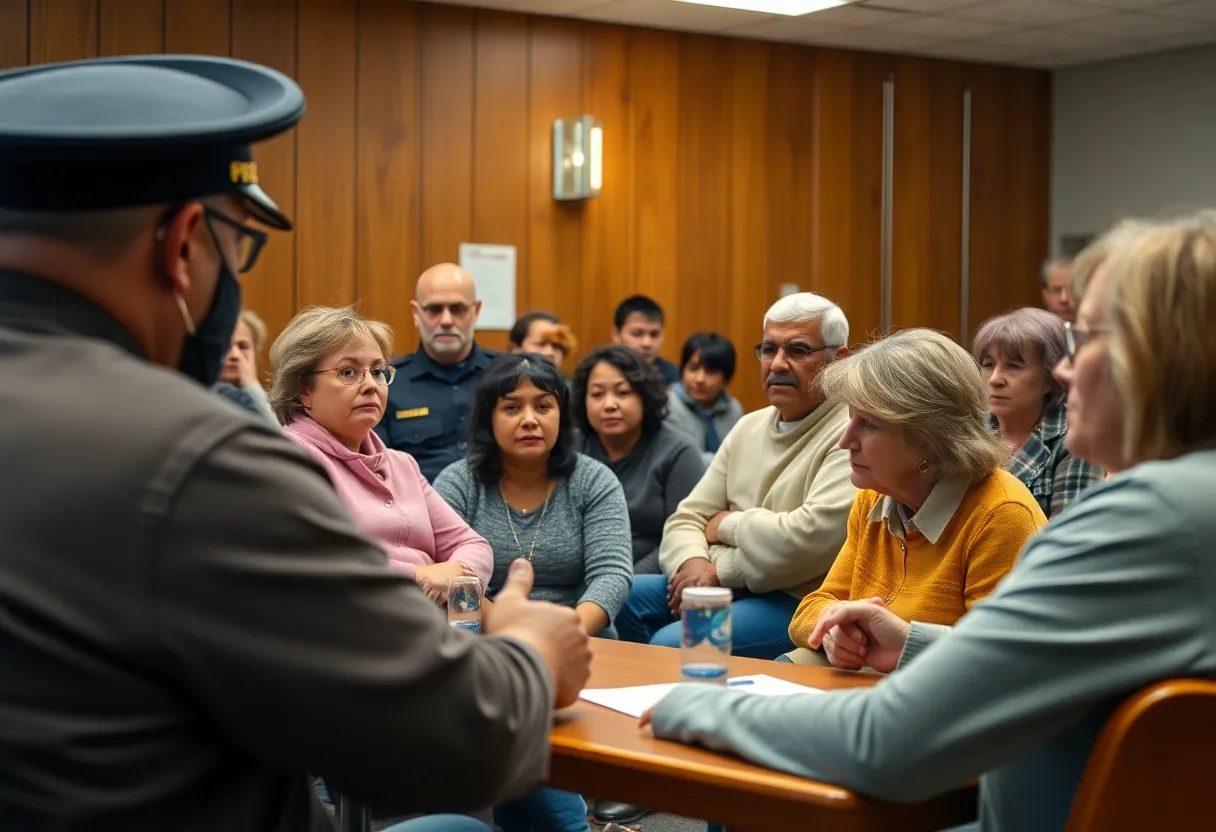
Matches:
[419,302,474,320]
[155,204,268,274]
[1063,322,1110,363]
[205,207,268,273]
[753,341,837,362]
[309,366,397,386]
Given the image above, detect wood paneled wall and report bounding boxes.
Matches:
[0,0,1050,413]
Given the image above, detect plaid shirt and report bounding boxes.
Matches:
[992,405,1105,518]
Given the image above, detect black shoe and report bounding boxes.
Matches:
[593,802,649,824]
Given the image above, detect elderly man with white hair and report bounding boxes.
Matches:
[615,292,857,659]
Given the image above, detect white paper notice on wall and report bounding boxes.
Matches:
[459,243,517,331]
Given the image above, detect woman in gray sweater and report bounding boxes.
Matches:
[434,354,632,832]
[573,345,706,575]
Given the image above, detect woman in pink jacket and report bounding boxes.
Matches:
[268,306,492,603]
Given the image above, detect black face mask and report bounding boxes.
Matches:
[177,258,242,388]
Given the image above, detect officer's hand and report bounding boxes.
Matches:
[484,559,591,709]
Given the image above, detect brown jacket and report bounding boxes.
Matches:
[0,271,553,831]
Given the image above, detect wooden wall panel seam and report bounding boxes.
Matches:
[292,0,300,314]
[523,17,532,312]
[469,9,478,267]
[353,0,362,297]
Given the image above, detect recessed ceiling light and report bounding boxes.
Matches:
[666,0,846,16]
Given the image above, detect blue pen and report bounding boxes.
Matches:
[728,679,755,687]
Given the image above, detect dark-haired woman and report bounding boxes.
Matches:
[573,346,705,575]
[434,354,632,832]
[665,332,744,464]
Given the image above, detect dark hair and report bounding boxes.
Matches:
[0,206,155,263]
[508,310,559,348]
[680,332,737,383]
[613,295,665,330]
[468,353,577,485]
[571,345,670,438]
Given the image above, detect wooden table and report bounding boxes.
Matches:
[547,639,977,832]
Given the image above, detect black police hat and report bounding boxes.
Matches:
[0,55,305,230]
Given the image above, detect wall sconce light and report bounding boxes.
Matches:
[553,116,602,201]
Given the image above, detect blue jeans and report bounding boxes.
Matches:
[382,816,493,832]
[493,788,589,832]
[615,574,800,660]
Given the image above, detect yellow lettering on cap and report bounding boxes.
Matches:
[229,161,260,185]
[395,407,430,420]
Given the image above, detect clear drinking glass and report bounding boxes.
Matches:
[680,586,732,683]
[447,576,482,633]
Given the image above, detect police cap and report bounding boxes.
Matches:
[0,55,305,230]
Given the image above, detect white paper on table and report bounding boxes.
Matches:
[578,673,823,718]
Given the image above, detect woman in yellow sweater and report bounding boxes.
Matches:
[783,329,1048,669]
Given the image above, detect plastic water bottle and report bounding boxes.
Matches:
[680,586,732,683]
[447,576,482,633]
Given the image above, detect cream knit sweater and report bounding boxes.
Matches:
[659,398,855,599]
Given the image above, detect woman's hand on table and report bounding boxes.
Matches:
[415,561,478,605]
[809,598,910,673]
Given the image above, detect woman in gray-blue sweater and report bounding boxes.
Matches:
[644,218,1216,832]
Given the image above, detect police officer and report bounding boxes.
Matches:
[376,263,497,482]
[0,55,590,831]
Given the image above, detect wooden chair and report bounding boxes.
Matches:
[1065,679,1216,831]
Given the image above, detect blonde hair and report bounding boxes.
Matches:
[240,309,268,352]
[821,328,1007,482]
[1099,222,1216,464]
[268,306,395,425]
[1069,219,1161,298]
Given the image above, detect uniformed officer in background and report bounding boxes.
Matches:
[0,55,590,831]
[376,263,497,483]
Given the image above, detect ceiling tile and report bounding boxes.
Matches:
[728,16,854,39]
[854,0,985,10]
[916,38,1045,61]
[1066,0,1186,9]
[1082,38,1178,58]
[813,26,947,49]
[953,0,1108,25]
[873,13,1008,37]
[1155,0,1216,22]
[575,0,772,30]
[1019,52,1079,67]
[1061,10,1203,38]
[800,4,910,26]
[1046,39,1172,66]
[982,26,1091,49]
[1139,26,1216,47]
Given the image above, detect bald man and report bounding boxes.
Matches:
[375,263,499,482]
